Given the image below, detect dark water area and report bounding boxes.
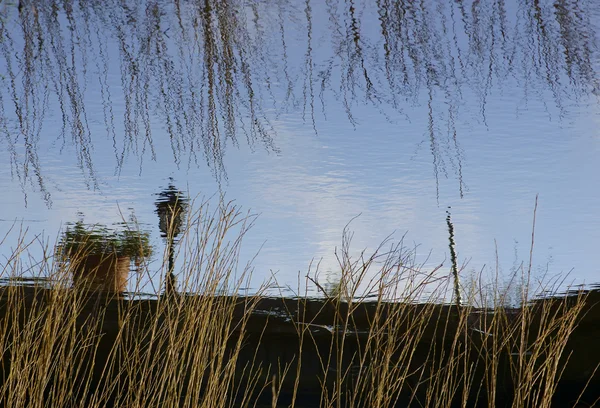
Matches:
[0,282,599,407]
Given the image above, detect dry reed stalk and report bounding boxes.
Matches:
[285,222,592,408]
[0,202,595,408]
[0,200,273,408]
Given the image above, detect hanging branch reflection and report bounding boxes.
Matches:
[1,0,598,204]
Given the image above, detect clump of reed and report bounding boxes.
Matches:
[0,199,595,407]
[298,233,593,408]
[0,199,267,407]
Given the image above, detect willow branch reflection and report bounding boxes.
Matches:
[1,0,598,204]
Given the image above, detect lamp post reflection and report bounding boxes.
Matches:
[154,179,189,296]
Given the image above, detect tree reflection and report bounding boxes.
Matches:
[1,0,598,203]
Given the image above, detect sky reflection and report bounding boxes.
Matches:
[1,0,599,297]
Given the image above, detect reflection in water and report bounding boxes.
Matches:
[154,179,189,294]
[1,0,598,203]
[55,213,153,292]
[0,276,54,288]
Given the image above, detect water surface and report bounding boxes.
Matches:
[1,0,599,297]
